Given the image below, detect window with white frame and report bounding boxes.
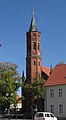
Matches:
[50,105,54,113]
[50,89,54,98]
[59,105,63,113]
[58,89,63,97]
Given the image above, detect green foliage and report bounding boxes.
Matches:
[0,62,21,108]
[21,76,45,101]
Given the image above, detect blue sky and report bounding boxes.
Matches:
[0,0,66,95]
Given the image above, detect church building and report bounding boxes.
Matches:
[26,11,50,83]
[26,11,42,83]
[22,11,50,116]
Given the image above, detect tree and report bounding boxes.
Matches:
[21,76,45,112]
[0,62,21,114]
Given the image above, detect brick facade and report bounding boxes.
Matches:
[26,32,42,83]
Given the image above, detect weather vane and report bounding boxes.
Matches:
[32,8,34,16]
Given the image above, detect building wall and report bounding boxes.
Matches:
[45,85,66,117]
[10,102,22,109]
[26,32,42,83]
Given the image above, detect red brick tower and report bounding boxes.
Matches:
[26,11,42,83]
[22,12,42,116]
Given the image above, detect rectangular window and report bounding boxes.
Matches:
[59,105,63,113]
[50,105,54,113]
[59,89,62,97]
[50,89,54,98]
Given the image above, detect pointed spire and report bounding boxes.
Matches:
[50,65,53,75]
[22,71,25,82]
[29,10,38,32]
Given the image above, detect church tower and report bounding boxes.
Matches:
[22,12,42,116]
[26,11,42,83]
[22,11,50,116]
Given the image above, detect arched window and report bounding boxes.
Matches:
[33,42,36,50]
[34,61,36,65]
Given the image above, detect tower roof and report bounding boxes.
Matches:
[29,11,38,32]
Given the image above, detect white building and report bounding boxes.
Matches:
[44,64,66,118]
[10,95,22,110]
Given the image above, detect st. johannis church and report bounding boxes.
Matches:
[22,11,50,117]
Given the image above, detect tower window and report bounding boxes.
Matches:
[33,42,36,50]
[33,33,36,37]
[38,34,40,37]
[39,61,40,66]
[38,43,40,50]
[34,61,36,65]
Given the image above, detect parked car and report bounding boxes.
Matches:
[34,112,57,120]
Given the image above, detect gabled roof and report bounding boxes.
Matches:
[29,11,38,32]
[45,64,66,87]
[42,66,50,77]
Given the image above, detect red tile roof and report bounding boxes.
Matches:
[42,66,50,76]
[16,94,22,103]
[44,64,66,86]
